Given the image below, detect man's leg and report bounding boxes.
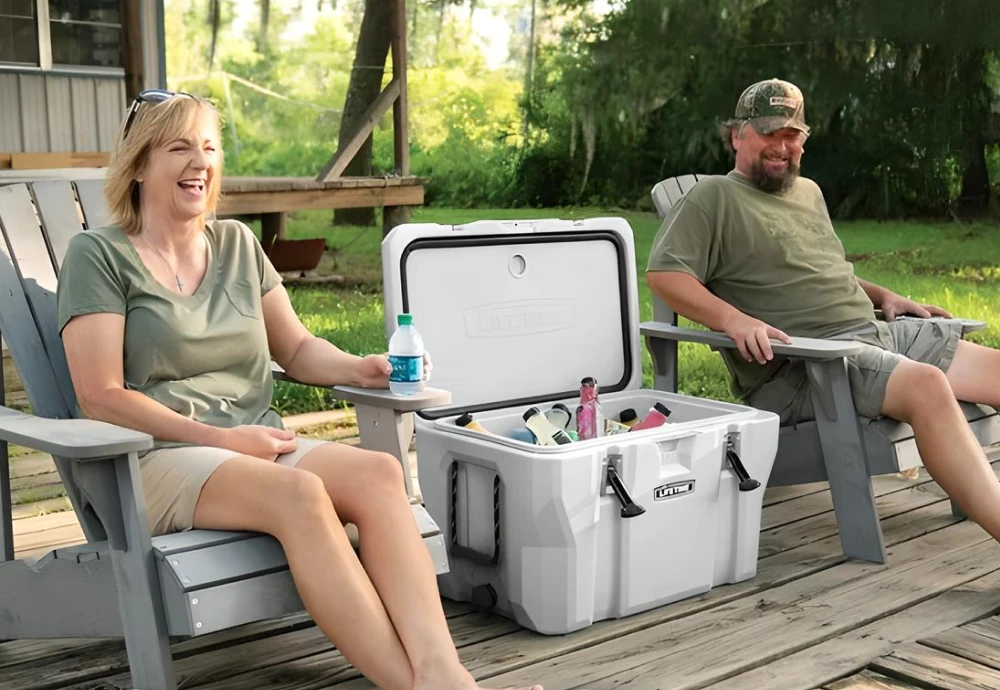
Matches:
[881,358,1000,541]
[944,340,1000,407]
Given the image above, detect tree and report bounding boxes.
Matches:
[332,0,394,226]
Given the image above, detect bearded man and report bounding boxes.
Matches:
[646,78,1000,547]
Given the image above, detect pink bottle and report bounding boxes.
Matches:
[576,377,600,440]
[630,402,671,431]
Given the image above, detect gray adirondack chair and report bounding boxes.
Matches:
[0,180,450,690]
[643,174,1000,564]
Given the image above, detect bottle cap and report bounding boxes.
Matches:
[619,408,638,424]
[456,412,473,427]
[397,313,413,325]
[522,406,541,422]
[653,402,672,417]
[581,376,596,386]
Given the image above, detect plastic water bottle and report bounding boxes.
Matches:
[388,313,425,395]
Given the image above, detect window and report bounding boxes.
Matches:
[49,0,121,68]
[0,0,122,69]
[0,1,39,64]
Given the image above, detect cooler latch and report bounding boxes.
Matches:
[726,432,761,492]
[606,452,645,518]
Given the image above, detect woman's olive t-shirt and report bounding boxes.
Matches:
[56,219,284,448]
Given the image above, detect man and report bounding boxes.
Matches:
[646,78,1000,545]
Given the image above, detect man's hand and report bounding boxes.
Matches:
[880,294,952,321]
[720,313,792,365]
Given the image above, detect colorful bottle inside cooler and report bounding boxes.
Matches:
[619,408,639,428]
[545,403,572,430]
[523,407,574,446]
[603,418,630,435]
[455,412,492,436]
[630,402,672,431]
[507,427,538,444]
[576,377,600,440]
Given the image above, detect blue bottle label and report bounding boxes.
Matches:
[389,354,423,383]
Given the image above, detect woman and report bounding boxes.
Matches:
[56,90,541,690]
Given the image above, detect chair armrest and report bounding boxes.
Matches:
[271,363,451,412]
[0,406,152,459]
[886,314,987,334]
[639,321,864,360]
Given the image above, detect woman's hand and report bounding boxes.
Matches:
[354,352,435,389]
[219,425,298,461]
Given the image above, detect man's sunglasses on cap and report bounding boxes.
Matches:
[121,89,196,140]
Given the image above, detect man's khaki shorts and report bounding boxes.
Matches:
[748,318,965,425]
[138,437,330,536]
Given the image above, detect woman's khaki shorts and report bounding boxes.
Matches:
[748,317,965,425]
[139,436,329,536]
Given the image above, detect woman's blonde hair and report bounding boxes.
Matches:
[104,94,224,235]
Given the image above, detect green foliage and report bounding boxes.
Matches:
[525,0,1000,217]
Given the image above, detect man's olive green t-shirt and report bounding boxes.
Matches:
[56,219,284,448]
[646,171,876,398]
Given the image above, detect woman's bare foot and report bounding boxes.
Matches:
[412,664,542,690]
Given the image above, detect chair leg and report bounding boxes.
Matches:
[951,499,968,520]
[75,453,176,690]
[806,360,888,564]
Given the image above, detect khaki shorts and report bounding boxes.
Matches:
[748,317,964,424]
[138,436,329,536]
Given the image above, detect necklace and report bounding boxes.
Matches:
[147,242,184,292]
[143,235,202,293]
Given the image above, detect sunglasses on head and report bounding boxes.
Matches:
[121,89,197,140]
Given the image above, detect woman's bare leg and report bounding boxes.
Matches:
[193,454,414,690]
[295,443,542,690]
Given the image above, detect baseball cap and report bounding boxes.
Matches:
[734,79,810,136]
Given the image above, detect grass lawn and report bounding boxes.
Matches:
[255,208,1000,415]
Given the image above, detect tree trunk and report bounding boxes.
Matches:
[522,0,537,141]
[257,0,270,52]
[333,0,393,227]
[957,136,991,219]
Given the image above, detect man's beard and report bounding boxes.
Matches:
[749,156,800,193]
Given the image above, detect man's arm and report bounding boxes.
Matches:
[856,277,952,320]
[857,278,892,308]
[647,270,791,365]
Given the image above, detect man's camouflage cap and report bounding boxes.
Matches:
[734,78,810,136]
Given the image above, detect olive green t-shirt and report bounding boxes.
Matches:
[56,219,284,448]
[647,171,876,398]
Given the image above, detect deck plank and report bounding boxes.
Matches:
[473,523,999,690]
[870,642,1000,690]
[825,671,925,689]
[699,569,1000,690]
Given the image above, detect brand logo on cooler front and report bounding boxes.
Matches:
[653,480,695,501]
[464,300,573,338]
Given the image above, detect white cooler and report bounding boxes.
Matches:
[382,217,780,635]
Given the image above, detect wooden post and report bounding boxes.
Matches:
[391,0,410,176]
[385,0,412,236]
[120,0,144,103]
[260,213,286,254]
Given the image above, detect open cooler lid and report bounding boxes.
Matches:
[381,218,643,418]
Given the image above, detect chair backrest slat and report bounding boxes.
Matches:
[0,184,97,538]
[75,179,113,230]
[31,180,86,271]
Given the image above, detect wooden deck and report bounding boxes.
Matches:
[4,450,1000,690]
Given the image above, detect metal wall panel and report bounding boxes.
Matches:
[44,76,74,152]
[0,73,23,152]
[18,74,49,152]
[69,78,99,152]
